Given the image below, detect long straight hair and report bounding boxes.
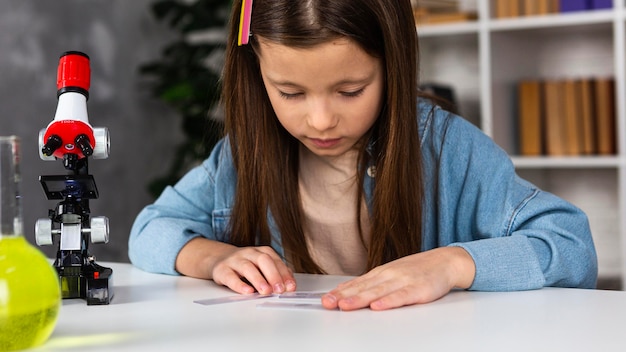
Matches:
[221,0,423,273]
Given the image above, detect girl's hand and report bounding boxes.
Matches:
[211,245,297,295]
[320,247,476,311]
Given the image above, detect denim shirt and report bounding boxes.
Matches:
[128,103,598,291]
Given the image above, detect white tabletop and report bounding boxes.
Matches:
[32,262,626,351]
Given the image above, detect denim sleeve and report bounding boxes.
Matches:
[451,183,598,291]
[128,140,227,275]
[421,108,598,291]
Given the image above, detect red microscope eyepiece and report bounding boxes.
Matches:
[56,51,90,99]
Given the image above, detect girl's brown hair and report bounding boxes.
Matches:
[221,0,423,273]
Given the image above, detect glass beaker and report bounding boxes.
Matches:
[0,135,61,351]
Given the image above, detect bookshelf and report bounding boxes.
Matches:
[417,0,626,288]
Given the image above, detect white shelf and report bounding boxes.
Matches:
[488,10,614,31]
[512,156,622,169]
[418,0,626,286]
[417,22,480,36]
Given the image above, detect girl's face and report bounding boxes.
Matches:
[257,37,384,158]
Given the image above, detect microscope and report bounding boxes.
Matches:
[35,51,113,305]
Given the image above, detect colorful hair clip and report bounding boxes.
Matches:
[237,0,253,46]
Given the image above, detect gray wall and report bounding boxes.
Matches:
[0,0,186,262]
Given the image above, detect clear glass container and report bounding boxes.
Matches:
[0,136,61,351]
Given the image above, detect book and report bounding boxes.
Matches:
[594,77,616,155]
[496,0,521,18]
[413,2,477,25]
[415,11,477,25]
[560,0,589,12]
[496,0,509,18]
[578,79,596,155]
[543,80,567,156]
[549,0,561,12]
[510,0,521,16]
[537,0,551,14]
[518,80,543,156]
[523,0,541,15]
[562,79,582,155]
[590,0,612,9]
[414,0,458,12]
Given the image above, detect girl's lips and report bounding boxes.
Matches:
[309,138,341,148]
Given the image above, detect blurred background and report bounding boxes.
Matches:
[0,0,227,263]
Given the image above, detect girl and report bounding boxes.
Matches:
[129,0,597,311]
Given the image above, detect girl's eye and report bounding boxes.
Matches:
[278,88,364,99]
[279,91,303,99]
[340,88,365,98]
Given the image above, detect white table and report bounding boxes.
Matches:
[33,262,626,351]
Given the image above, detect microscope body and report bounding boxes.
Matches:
[35,51,113,305]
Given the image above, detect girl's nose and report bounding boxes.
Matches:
[306,99,338,131]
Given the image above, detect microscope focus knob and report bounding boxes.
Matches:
[35,218,54,246]
[91,127,110,159]
[38,129,57,161]
[90,216,109,243]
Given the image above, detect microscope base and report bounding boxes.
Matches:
[56,262,113,305]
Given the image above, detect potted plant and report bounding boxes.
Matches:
[140,0,231,197]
